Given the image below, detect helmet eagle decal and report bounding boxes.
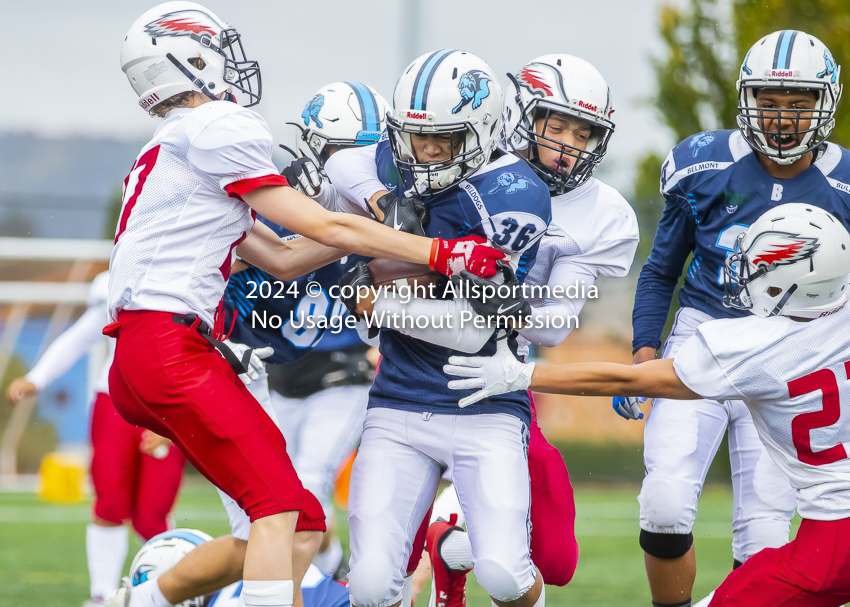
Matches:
[144,11,217,38]
[749,232,819,267]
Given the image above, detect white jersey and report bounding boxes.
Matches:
[26,272,113,395]
[674,303,850,520]
[108,101,284,327]
[518,177,639,351]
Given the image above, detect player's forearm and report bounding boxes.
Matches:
[245,186,433,265]
[529,359,700,400]
[237,226,347,281]
[26,307,107,390]
[321,212,433,264]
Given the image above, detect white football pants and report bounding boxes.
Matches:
[272,384,369,519]
[347,407,535,607]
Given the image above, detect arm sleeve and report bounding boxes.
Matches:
[324,144,385,213]
[314,182,372,218]
[518,259,597,348]
[25,306,108,391]
[187,111,284,194]
[673,331,744,401]
[631,195,696,353]
[371,295,494,353]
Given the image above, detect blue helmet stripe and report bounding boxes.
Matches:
[773,30,798,69]
[411,49,455,111]
[145,530,207,546]
[345,81,380,133]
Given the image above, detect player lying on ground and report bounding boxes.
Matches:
[108,6,503,607]
[6,272,185,607]
[446,204,850,607]
[622,29,848,607]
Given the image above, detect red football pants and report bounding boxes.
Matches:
[106,310,325,531]
[709,517,850,606]
[406,395,578,585]
[90,392,185,540]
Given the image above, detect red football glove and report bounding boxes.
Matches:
[429,235,505,278]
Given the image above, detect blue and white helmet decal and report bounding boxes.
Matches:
[289,82,391,167]
[452,70,492,114]
[302,94,325,128]
[488,171,537,195]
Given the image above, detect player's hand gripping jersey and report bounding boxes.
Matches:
[674,302,850,520]
[108,101,286,327]
[223,218,366,365]
[633,129,850,351]
[369,135,551,423]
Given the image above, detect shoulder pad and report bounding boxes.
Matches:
[814,143,850,197]
[661,129,751,195]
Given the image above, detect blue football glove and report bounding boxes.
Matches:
[612,396,646,420]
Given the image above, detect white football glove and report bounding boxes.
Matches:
[223,340,274,386]
[443,335,535,408]
[282,157,324,197]
[612,396,646,420]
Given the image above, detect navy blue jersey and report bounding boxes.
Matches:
[208,568,349,607]
[633,129,850,352]
[222,217,366,364]
[370,136,551,424]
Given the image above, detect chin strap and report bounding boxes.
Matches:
[770,282,798,316]
[166,53,218,101]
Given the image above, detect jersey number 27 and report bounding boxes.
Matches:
[788,363,850,466]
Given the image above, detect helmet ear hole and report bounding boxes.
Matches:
[767,286,783,297]
[187,57,206,70]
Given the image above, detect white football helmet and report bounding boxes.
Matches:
[387,49,502,196]
[121,1,261,113]
[723,203,850,318]
[737,30,842,165]
[130,529,213,607]
[501,54,614,194]
[286,81,391,168]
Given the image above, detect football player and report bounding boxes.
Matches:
[6,272,184,607]
[446,204,850,607]
[329,49,552,607]
[327,54,639,603]
[624,30,848,607]
[109,4,503,607]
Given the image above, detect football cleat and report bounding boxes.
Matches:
[425,514,470,607]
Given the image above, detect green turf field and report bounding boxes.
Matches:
[0,480,792,607]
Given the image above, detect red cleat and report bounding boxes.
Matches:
[425,514,470,607]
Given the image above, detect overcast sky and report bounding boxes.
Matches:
[2,0,681,192]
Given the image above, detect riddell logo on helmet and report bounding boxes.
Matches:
[139,92,161,110]
[577,100,598,112]
[405,111,428,120]
[769,69,794,78]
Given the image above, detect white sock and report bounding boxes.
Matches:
[439,530,473,571]
[312,537,343,577]
[127,579,171,607]
[402,574,414,607]
[242,580,294,607]
[86,524,129,600]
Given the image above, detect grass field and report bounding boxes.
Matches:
[0,478,785,607]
